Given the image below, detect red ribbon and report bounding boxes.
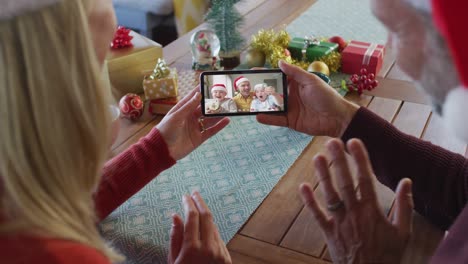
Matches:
[111,26,134,49]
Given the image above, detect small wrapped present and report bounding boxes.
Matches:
[148,96,181,115]
[288,37,338,62]
[143,59,178,100]
[106,30,163,97]
[341,40,385,75]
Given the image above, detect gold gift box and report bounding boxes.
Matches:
[106,31,163,97]
[143,68,178,100]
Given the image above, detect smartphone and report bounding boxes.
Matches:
[200,69,288,116]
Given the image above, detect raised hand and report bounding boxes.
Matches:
[156,88,230,160]
[168,192,232,264]
[256,61,359,138]
[300,138,414,263]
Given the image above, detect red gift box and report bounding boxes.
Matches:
[341,40,385,75]
[148,96,180,115]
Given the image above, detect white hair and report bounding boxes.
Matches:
[254,83,268,92]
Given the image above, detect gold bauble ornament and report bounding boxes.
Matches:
[308,61,330,76]
[244,48,266,68]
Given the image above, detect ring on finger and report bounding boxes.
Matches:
[198,117,206,133]
[327,199,345,212]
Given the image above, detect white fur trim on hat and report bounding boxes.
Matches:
[235,77,249,88]
[1,0,60,20]
[442,86,468,143]
[211,84,227,93]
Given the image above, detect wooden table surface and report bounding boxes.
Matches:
[110,1,462,263]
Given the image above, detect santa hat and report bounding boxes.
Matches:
[431,0,468,142]
[234,76,249,91]
[210,84,227,93]
[1,0,60,20]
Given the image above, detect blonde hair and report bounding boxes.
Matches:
[0,0,122,262]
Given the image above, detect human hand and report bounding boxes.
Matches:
[256,61,359,137]
[370,0,426,80]
[300,138,413,264]
[168,192,232,264]
[156,88,230,160]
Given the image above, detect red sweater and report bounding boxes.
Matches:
[0,128,176,263]
[342,107,468,263]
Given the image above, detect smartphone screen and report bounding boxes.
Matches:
[200,69,288,116]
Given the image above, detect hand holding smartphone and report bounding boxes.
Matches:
[200,69,288,116]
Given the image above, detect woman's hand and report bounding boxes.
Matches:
[168,192,232,264]
[256,61,359,137]
[156,88,230,160]
[300,138,414,263]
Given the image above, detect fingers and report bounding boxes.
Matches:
[201,116,229,128]
[176,92,202,118]
[191,192,215,242]
[314,154,344,214]
[326,139,358,208]
[299,182,330,230]
[279,60,319,84]
[167,88,198,115]
[256,113,288,127]
[200,117,230,140]
[393,178,414,236]
[169,213,184,264]
[347,139,377,203]
[182,194,200,242]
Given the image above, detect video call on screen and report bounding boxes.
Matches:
[202,72,286,115]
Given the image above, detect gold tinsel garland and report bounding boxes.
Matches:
[250,29,342,72]
[250,29,292,68]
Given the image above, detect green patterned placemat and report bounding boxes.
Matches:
[100,1,388,263]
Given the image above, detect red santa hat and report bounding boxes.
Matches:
[210,84,227,93]
[234,76,250,91]
[1,0,60,20]
[431,0,468,141]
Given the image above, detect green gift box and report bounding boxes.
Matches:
[288,37,338,62]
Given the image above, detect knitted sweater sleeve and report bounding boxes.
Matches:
[94,128,176,220]
[342,107,468,230]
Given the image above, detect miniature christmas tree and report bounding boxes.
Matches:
[204,0,245,66]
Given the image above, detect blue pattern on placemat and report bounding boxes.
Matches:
[100,1,389,263]
[100,116,312,263]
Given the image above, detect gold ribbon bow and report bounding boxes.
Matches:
[147,58,171,80]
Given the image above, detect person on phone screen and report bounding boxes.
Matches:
[250,83,283,112]
[233,76,255,112]
[265,85,284,107]
[206,84,237,114]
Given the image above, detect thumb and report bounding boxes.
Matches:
[279,60,320,84]
[168,213,184,264]
[392,178,414,237]
[172,91,201,118]
[256,113,288,128]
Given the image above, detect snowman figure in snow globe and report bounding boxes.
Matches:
[190,29,221,71]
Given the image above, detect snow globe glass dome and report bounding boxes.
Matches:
[190,29,221,70]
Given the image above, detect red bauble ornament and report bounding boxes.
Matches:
[328,36,347,52]
[119,93,144,121]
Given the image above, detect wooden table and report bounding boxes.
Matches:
[110,1,461,263]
